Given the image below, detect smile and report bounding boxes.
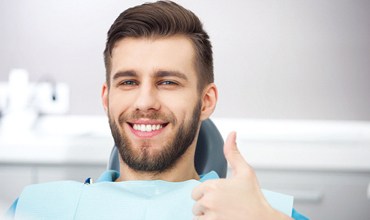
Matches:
[127,121,169,138]
[133,124,163,132]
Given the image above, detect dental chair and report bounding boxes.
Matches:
[107,119,227,178]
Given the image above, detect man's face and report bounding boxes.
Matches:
[103,36,202,173]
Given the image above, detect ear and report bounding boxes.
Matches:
[101,83,109,113]
[200,83,218,121]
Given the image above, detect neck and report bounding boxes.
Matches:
[115,144,199,182]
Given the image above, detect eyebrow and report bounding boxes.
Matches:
[155,70,188,81]
[112,70,188,81]
[112,70,137,81]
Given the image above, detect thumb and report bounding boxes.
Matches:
[224,131,249,177]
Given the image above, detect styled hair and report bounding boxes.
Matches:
[103,0,213,91]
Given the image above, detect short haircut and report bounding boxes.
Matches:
[103,1,213,91]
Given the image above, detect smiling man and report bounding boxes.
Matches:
[7,1,308,219]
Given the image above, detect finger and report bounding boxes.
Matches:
[193,216,206,220]
[192,201,206,216]
[194,212,216,220]
[191,180,218,201]
[192,184,204,201]
[223,132,250,177]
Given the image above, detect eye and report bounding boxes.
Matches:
[158,80,178,86]
[120,80,138,86]
[116,80,139,89]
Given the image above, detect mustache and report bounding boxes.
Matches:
[118,110,177,125]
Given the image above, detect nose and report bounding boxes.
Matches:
[134,83,160,112]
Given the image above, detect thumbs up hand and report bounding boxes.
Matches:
[191,132,292,220]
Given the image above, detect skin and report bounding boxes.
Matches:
[101,35,292,219]
[101,35,217,182]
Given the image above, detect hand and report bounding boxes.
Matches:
[191,132,292,220]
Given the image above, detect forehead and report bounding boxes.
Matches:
[110,35,197,80]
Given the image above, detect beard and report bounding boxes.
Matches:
[108,100,201,173]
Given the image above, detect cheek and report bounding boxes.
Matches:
[161,94,198,120]
[108,93,132,116]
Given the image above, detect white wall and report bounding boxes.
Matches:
[1,0,369,120]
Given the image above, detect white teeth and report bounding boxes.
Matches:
[133,124,163,132]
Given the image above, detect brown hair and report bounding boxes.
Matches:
[103,1,213,91]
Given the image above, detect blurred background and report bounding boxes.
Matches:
[0,0,369,219]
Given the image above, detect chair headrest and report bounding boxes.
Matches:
[107,118,227,178]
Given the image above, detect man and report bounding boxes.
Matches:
[8,1,307,219]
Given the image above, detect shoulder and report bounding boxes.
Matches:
[6,181,81,218]
[20,180,83,197]
[12,181,85,219]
